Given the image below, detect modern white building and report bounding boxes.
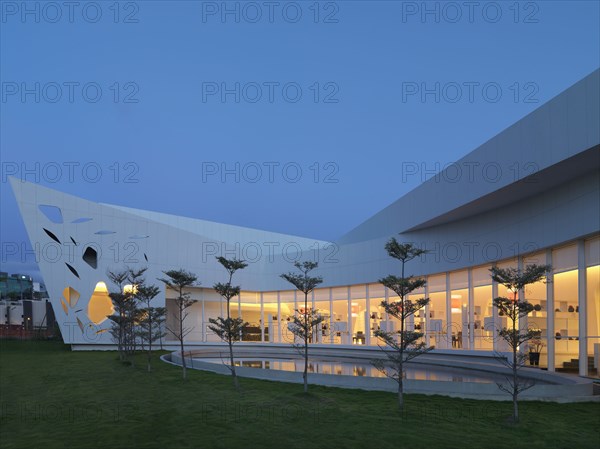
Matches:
[10,70,600,377]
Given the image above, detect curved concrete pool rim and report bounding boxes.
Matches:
[161,344,597,402]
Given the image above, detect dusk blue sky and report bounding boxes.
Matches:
[1,1,599,281]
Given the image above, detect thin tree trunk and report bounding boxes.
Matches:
[398,375,404,411]
[304,335,308,393]
[397,356,405,411]
[229,338,239,390]
[119,322,124,361]
[179,298,187,380]
[227,298,238,390]
[159,323,164,350]
[398,260,405,411]
[304,292,309,393]
[512,295,518,422]
[147,315,152,372]
[513,350,519,423]
[226,295,239,390]
[180,334,187,380]
[130,321,136,368]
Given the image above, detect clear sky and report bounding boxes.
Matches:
[1,0,599,281]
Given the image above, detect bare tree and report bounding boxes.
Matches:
[207,257,248,390]
[280,261,324,394]
[159,269,198,380]
[373,239,433,411]
[490,264,551,423]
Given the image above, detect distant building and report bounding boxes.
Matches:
[0,299,56,331]
[32,281,49,299]
[0,273,54,333]
[0,272,33,300]
[0,273,48,300]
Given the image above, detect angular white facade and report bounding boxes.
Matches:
[10,70,600,376]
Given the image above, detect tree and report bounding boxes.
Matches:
[207,257,248,390]
[135,282,164,372]
[157,310,166,350]
[124,268,148,366]
[107,267,146,366]
[280,261,324,394]
[373,239,433,411]
[490,263,551,423]
[106,269,135,363]
[159,269,198,380]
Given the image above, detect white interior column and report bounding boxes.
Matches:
[365,284,371,346]
[424,278,430,348]
[294,290,297,312]
[518,256,528,354]
[294,290,299,345]
[329,287,334,344]
[219,292,223,317]
[384,286,389,323]
[277,291,281,343]
[578,240,588,376]
[201,290,205,343]
[491,265,499,352]
[547,250,555,372]
[312,290,319,343]
[468,268,475,350]
[446,273,452,349]
[238,292,242,341]
[260,292,264,343]
[347,286,352,345]
[461,305,469,349]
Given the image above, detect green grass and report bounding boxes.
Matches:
[0,340,598,449]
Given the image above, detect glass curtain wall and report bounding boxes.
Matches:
[369,283,386,345]
[350,285,367,345]
[523,251,548,367]
[450,270,468,349]
[586,237,600,378]
[192,237,598,361]
[332,287,349,344]
[553,244,579,370]
[314,287,331,344]
[407,281,426,346]
[262,291,278,342]
[240,291,261,341]
[428,274,447,349]
[494,258,517,352]
[472,266,493,350]
[280,290,297,344]
[202,289,223,342]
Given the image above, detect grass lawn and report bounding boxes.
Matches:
[0,340,598,449]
